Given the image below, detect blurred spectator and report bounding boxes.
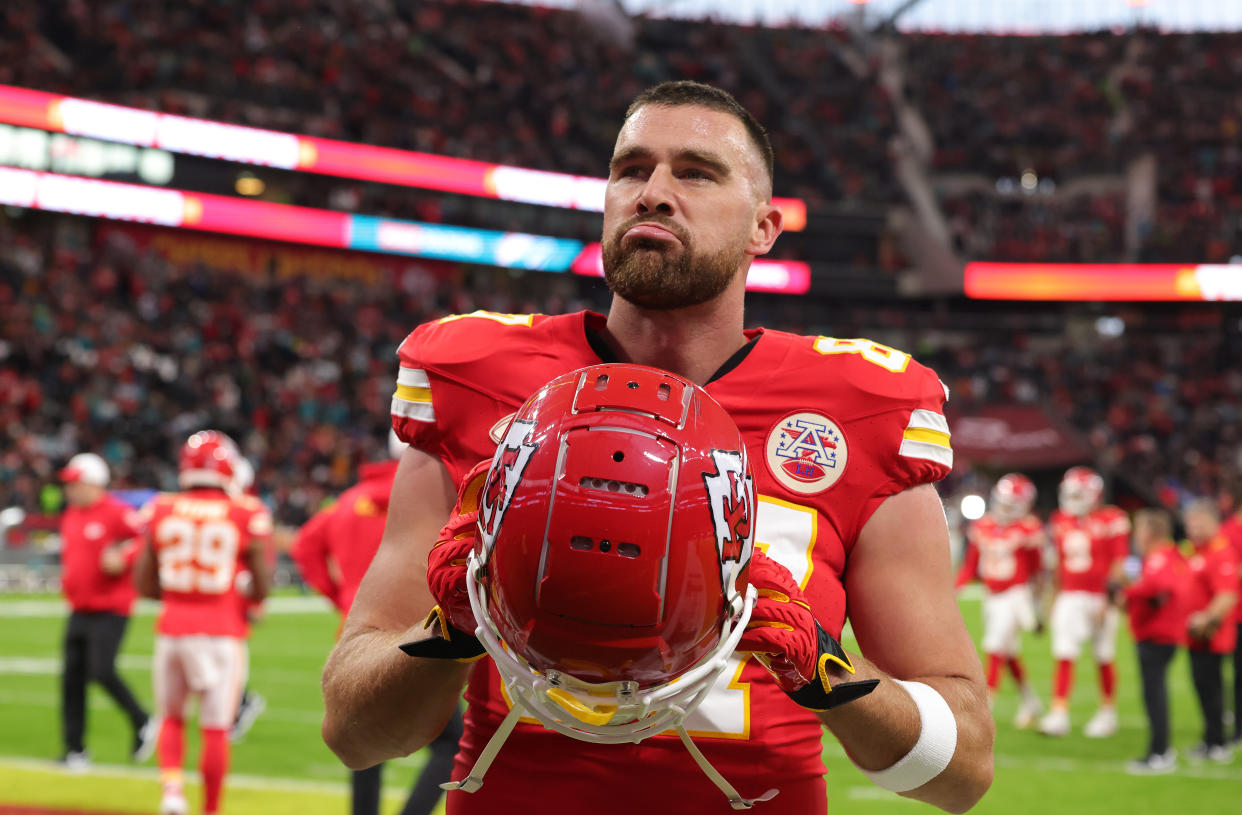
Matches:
[1183,499,1240,763]
[1122,509,1190,775]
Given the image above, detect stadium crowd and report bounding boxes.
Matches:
[0,217,590,526]
[2,218,1240,529]
[3,1,1241,263]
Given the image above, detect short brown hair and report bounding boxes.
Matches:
[624,81,775,191]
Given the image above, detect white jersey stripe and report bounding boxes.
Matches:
[391,397,435,423]
[907,408,950,434]
[397,366,431,388]
[899,438,954,468]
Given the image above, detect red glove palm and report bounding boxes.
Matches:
[402,461,491,662]
[737,550,878,710]
[425,460,492,634]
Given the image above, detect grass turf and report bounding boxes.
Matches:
[1,591,1238,814]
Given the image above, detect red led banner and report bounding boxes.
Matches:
[0,84,807,229]
[964,262,1242,302]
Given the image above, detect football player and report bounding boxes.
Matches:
[135,431,272,815]
[956,474,1045,728]
[322,81,993,814]
[1039,466,1131,738]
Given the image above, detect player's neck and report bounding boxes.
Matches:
[603,288,747,385]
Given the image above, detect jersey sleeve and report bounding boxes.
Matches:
[1208,546,1240,595]
[1103,507,1132,562]
[391,322,441,453]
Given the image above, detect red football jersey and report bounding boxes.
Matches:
[1048,505,1130,594]
[60,493,143,615]
[1186,535,1240,654]
[390,311,953,813]
[1125,543,1191,646]
[957,514,1043,593]
[291,460,398,615]
[143,488,272,637]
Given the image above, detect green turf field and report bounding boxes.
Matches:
[1,590,1238,814]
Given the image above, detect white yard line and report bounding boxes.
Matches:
[0,595,333,618]
[0,689,324,724]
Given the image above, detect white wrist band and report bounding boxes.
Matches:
[858,679,958,793]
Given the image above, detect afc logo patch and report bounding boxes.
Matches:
[765,411,849,495]
[701,448,755,599]
[478,418,538,559]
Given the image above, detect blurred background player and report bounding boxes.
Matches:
[57,452,154,770]
[292,431,462,815]
[1122,509,1190,775]
[1040,465,1130,738]
[1182,499,1239,763]
[135,430,273,815]
[955,473,1045,728]
[227,455,268,744]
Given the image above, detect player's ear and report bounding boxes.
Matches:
[745,201,782,257]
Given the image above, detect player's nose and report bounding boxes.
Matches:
[635,165,675,216]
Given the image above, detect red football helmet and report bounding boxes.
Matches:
[990,473,1036,523]
[466,363,757,741]
[179,430,241,489]
[1059,465,1103,516]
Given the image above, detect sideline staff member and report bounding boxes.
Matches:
[58,452,153,769]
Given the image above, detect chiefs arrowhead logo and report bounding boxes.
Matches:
[701,449,755,601]
[488,412,518,444]
[478,418,538,559]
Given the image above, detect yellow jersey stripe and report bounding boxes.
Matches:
[903,427,951,448]
[394,383,432,403]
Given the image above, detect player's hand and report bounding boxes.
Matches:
[402,461,491,663]
[426,460,492,634]
[737,550,878,711]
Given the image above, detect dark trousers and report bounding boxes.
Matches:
[351,705,465,815]
[1234,623,1242,741]
[61,611,147,754]
[1136,641,1177,756]
[1189,647,1226,747]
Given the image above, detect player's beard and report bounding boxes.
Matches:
[602,218,745,310]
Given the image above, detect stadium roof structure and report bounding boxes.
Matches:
[497,0,1242,32]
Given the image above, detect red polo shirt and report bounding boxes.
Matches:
[291,460,398,615]
[1186,535,1240,654]
[60,493,143,615]
[1125,542,1190,646]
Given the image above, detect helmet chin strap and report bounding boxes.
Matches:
[448,553,777,809]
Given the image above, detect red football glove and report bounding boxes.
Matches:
[401,461,491,662]
[737,550,878,711]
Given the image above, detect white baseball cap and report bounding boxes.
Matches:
[59,453,110,487]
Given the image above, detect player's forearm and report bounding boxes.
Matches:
[321,624,470,769]
[818,652,994,813]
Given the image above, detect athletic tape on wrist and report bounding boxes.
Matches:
[858,679,957,793]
